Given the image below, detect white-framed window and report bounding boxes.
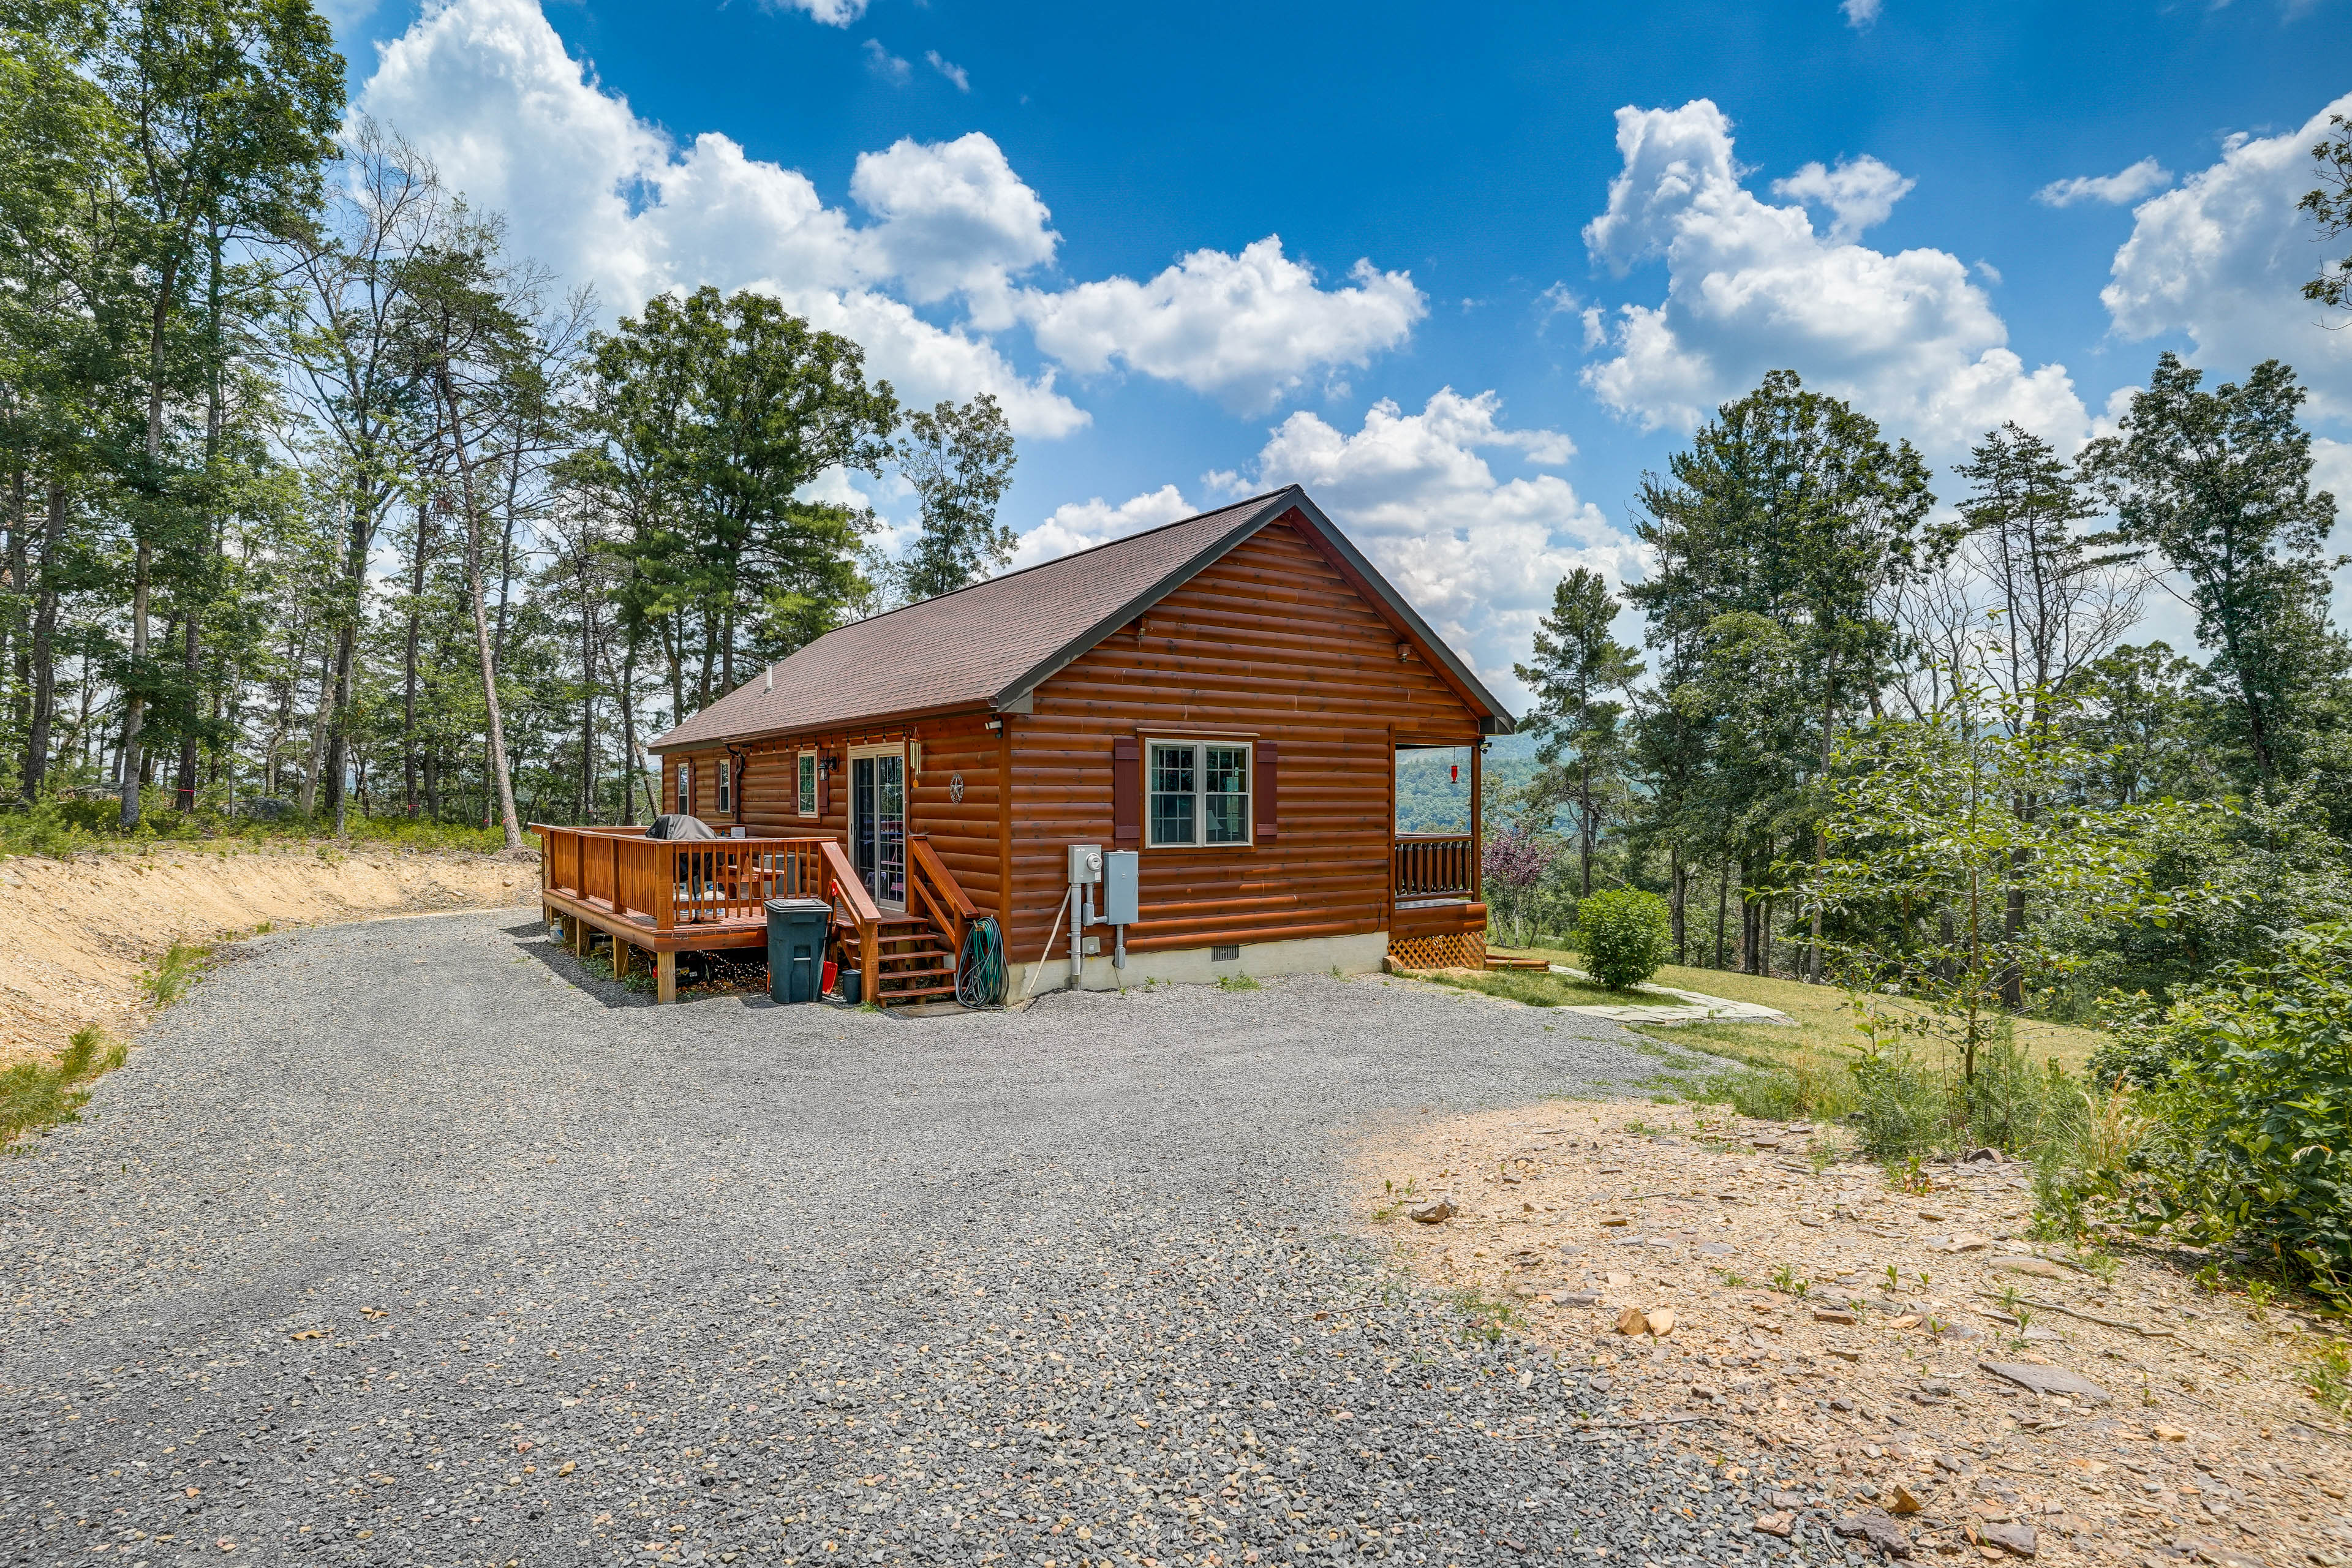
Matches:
[715,755,732,815]
[1146,738,1251,848]
[797,752,818,817]
[676,761,690,816]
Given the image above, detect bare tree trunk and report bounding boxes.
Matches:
[22,480,66,801]
[1668,843,1685,965]
[618,632,642,824]
[121,259,177,832]
[299,643,331,816]
[1811,688,1834,984]
[577,597,597,823]
[118,538,151,829]
[440,372,522,850]
[173,610,200,811]
[1714,859,1728,971]
[402,496,429,816]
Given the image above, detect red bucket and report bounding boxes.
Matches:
[821,959,839,996]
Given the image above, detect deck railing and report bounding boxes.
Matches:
[1394,832,1476,902]
[533,823,977,1005]
[536,824,843,929]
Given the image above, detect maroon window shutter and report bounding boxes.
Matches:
[1254,740,1279,842]
[1112,738,1141,843]
[816,753,831,819]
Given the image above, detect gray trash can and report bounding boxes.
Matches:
[765,898,832,1004]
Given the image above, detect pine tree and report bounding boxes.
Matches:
[1514,567,1640,897]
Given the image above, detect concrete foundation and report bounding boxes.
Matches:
[1011,930,1389,997]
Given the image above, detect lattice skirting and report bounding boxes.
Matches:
[1386,930,1488,971]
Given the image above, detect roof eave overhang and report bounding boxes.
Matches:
[647,696,1000,755]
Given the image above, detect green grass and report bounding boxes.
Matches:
[1216,973,1262,991]
[140,940,214,1009]
[1,1025,127,1148]
[1414,967,1626,1008]
[1490,942,2109,1077]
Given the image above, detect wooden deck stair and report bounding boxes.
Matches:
[864,913,959,1005]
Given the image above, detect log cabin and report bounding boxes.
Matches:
[533,486,1512,1003]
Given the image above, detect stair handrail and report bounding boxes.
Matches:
[907,834,977,961]
[816,837,881,995]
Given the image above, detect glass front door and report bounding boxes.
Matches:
[851,753,906,909]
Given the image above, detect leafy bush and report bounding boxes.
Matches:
[2052,923,2352,1306]
[1574,888,1672,989]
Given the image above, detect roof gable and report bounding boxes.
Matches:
[649,486,1512,750]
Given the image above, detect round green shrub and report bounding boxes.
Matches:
[1574,889,1672,990]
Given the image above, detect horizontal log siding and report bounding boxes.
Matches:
[908,715,1004,919]
[1005,519,1479,959]
[657,722,1005,918]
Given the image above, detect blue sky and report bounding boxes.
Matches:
[332,0,2351,701]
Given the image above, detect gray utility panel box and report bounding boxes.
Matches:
[1068,843,1102,884]
[1104,850,1139,927]
[764,897,832,1004]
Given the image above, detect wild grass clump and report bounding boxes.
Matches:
[141,940,213,1009]
[1,1025,127,1146]
[1697,1061,1856,1122]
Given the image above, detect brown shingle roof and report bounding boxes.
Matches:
[647,485,1510,750]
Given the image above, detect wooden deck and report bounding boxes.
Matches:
[533,824,978,1007]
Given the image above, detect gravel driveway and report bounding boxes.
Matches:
[4,910,1796,1567]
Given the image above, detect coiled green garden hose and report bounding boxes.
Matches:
[956,916,1007,1008]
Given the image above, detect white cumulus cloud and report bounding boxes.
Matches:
[1011,485,1199,569]
[2035,157,2173,209]
[1772,156,1914,241]
[848,134,1057,326]
[1223,390,1631,703]
[360,0,1427,434]
[1020,238,1427,413]
[767,0,866,26]
[2101,93,2352,423]
[1842,0,1883,27]
[361,0,1082,434]
[1580,99,2084,454]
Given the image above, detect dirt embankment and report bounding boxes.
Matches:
[0,843,538,1065]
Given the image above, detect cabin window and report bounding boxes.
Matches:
[1145,739,1251,848]
[797,752,817,817]
[676,761,690,816]
[715,756,733,815]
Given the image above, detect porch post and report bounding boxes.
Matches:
[1469,739,1483,903]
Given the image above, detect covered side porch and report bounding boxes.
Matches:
[1387,736,1494,971]
[532,823,978,1005]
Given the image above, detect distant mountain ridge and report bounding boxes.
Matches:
[1395,731,1546,834]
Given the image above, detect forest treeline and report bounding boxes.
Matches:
[0,0,1018,848]
[1493,355,2345,1009]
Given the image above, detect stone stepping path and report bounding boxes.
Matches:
[1545,963,1795,1025]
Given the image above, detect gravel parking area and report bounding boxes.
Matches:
[4,910,1797,1568]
